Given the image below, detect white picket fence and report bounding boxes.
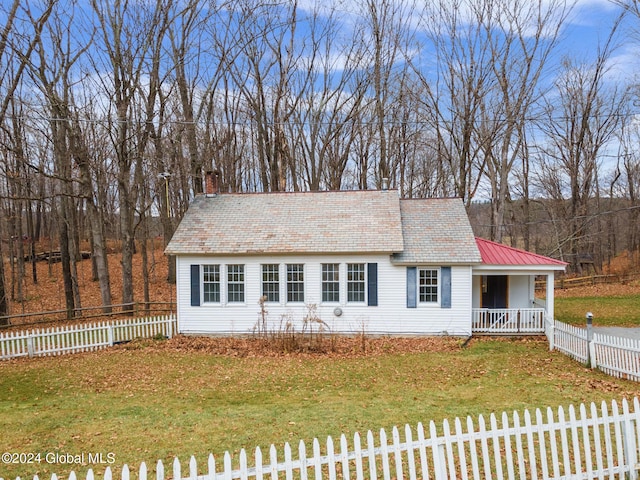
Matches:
[0,315,176,360]
[547,318,640,381]
[3,397,639,480]
[594,332,640,382]
[548,319,589,363]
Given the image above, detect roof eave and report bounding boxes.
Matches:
[473,264,567,272]
[165,248,404,256]
[390,258,483,266]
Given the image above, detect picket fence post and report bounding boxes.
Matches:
[173,457,180,480]
[139,462,147,480]
[27,336,34,358]
[107,325,114,347]
[547,317,555,351]
[588,340,597,369]
[167,316,174,339]
[156,459,165,480]
[622,399,639,480]
[429,421,447,480]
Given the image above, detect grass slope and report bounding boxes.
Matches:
[555,295,640,326]
[0,336,637,480]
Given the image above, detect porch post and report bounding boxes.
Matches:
[546,272,555,323]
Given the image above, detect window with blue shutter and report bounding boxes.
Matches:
[406,267,417,308]
[408,266,452,309]
[367,263,378,306]
[190,264,200,307]
[441,266,452,309]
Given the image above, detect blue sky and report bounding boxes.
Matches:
[564,0,639,81]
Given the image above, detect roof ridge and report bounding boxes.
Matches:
[196,189,399,197]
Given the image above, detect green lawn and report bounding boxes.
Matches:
[555,294,640,326]
[0,336,637,480]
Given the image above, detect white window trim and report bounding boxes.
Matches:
[320,263,341,305]
[417,267,440,306]
[226,264,246,305]
[202,264,221,305]
[261,263,282,304]
[346,262,367,304]
[286,263,305,304]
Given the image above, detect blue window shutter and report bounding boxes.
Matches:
[190,264,200,307]
[441,266,451,309]
[367,263,378,306]
[406,267,417,308]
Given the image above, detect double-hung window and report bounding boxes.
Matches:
[418,268,439,303]
[262,264,280,302]
[347,263,366,303]
[286,264,304,302]
[227,264,245,303]
[202,265,220,303]
[321,264,340,303]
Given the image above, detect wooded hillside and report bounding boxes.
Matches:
[1,0,640,320]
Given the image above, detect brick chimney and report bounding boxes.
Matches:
[205,170,219,196]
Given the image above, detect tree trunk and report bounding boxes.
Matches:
[118,173,135,313]
[57,198,75,319]
[74,123,113,313]
[0,220,8,321]
[140,214,150,313]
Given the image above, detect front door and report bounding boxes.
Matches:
[482,275,508,308]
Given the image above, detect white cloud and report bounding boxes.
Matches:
[604,44,640,82]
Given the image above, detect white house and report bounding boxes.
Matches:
[165,178,566,337]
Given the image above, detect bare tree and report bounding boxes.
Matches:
[345,0,418,190]
[417,0,570,239]
[26,0,101,318]
[285,4,369,191]
[416,0,494,206]
[613,118,640,267]
[534,20,629,272]
[168,0,216,196]
[482,0,571,242]
[0,0,54,321]
[219,0,308,192]
[90,0,172,312]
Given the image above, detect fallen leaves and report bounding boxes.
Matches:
[119,334,464,359]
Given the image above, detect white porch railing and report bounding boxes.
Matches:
[472,308,546,334]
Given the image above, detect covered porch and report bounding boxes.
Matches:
[471,238,567,335]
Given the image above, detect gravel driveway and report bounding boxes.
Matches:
[593,326,640,340]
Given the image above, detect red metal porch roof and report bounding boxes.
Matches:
[475,237,568,266]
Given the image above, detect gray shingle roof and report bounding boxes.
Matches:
[391,198,482,264]
[166,191,481,264]
[165,190,404,255]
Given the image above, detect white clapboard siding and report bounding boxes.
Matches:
[0,315,176,360]
[6,398,640,480]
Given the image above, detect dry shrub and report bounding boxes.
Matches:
[127,334,465,358]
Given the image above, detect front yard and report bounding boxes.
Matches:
[0,335,637,480]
